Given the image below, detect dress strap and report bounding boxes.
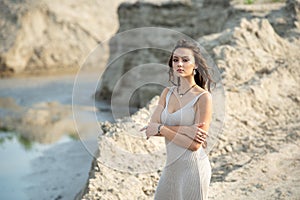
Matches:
[190,91,210,106]
[165,87,175,109]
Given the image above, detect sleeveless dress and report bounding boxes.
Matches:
[154,87,212,200]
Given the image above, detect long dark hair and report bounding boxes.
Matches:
[168,39,214,92]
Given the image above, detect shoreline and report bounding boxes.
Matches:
[0,69,112,200]
[24,138,95,200]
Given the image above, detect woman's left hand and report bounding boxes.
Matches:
[140,122,160,139]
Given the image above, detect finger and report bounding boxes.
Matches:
[197,135,206,141]
[140,126,148,131]
[196,131,207,139]
[200,132,207,138]
[197,136,206,142]
[197,122,205,127]
[196,134,205,141]
[200,136,207,141]
[196,138,205,144]
[197,133,207,140]
[198,129,208,136]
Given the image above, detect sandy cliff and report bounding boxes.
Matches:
[0,0,137,76]
[96,0,299,108]
[96,0,232,107]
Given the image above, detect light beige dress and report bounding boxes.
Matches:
[154,87,212,200]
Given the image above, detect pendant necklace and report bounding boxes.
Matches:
[178,84,196,98]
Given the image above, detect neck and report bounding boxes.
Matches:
[178,77,196,90]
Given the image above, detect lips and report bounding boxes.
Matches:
[177,69,184,73]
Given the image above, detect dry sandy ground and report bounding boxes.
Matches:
[209,142,300,199]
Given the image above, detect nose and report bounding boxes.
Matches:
[178,60,183,67]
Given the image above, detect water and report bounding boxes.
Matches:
[0,132,39,199]
[0,71,111,200]
[0,132,72,199]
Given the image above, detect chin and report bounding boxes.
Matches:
[175,72,185,76]
[177,73,191,78]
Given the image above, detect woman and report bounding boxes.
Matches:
[141,39,214,200]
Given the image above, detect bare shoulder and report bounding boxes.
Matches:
[158,87,170,99]
[194,88,212,108]
[161,87,170,96]
[158,87,171,106]
[193,85,207,94]
[193,86,211,97]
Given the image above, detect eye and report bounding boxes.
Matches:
[172,58,178,62]
[183,59,189,62]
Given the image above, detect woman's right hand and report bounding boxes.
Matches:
[179,123,208,144]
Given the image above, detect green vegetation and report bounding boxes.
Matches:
[245,0,255,4]
[68,133,80,140]
[0,132,13,145]
[0,131,33,151]
[17,135,33,151]
[0,126,14,132]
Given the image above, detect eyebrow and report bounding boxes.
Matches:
[172,55,191,58]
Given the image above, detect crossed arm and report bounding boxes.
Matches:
[141,87,212,151]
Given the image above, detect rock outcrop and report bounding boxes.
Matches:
[117,0,231,37]
[79,13,300,199]
[96,0,231,108]
[0,0,137,76]
[95,0,300,108]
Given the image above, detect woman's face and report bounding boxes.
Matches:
[172,48,196,78]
